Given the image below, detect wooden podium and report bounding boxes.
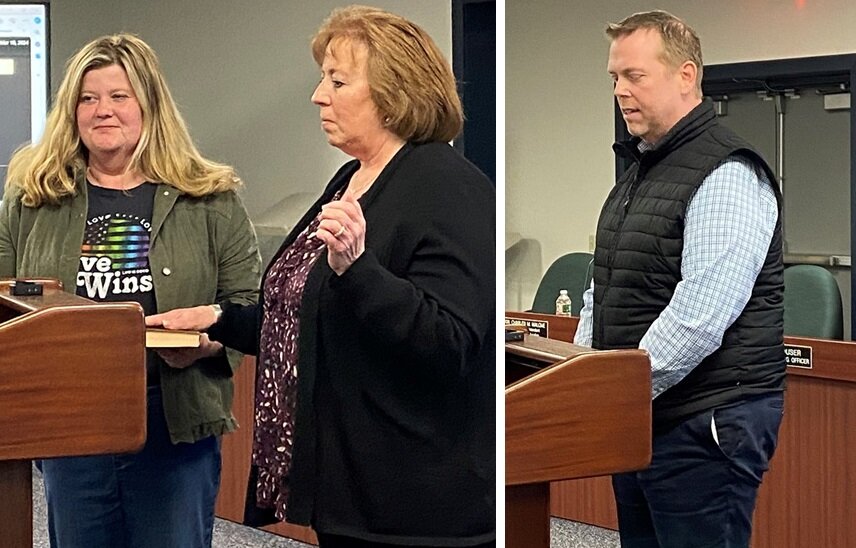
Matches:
[505,332,652,548]
[0,279,146,548]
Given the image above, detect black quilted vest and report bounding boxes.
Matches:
[592,100,785,433]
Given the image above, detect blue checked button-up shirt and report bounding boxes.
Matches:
[574,155,779,399]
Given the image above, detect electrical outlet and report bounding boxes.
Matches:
[588,234,595,252]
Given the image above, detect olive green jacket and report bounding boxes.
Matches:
[0,175,261,443]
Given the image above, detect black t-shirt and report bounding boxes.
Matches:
[75,181,160,384]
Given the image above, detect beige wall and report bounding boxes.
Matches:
[48,0,452,217]
[507,0,856,310]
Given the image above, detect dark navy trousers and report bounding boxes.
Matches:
[41,385,221,548]
[317,534,496,547]
[612,392,784,548]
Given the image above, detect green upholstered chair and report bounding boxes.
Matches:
[783,264,844,340]
[530,252,594,316]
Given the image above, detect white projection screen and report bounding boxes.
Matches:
[0,2,48,186]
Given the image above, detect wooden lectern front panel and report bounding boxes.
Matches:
[506,335,652,485]
[0,280,148,548]
[0,303,146,459]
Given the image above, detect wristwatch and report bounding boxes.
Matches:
[211,303,223,323]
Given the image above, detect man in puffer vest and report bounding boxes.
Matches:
[574,10,785,548]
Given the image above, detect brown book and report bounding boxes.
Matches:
[145,328,201,348]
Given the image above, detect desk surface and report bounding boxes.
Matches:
[0,279,82,314]
[505,310,856,383]
[506,334,586,363]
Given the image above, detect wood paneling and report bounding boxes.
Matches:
[214,356,254,522]
[0,461,32,548]
[751,375,856,548]
[550,476,618,529]
[506,483,550,548]
[215,356,318,545]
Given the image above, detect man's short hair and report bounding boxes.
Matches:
[606,10,703,96]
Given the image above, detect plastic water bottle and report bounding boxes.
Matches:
[555,289,572,316]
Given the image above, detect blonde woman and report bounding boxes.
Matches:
[0,34,260,547]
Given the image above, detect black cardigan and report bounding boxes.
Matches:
[210,142,496,545]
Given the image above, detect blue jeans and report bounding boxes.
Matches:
[612,392,784,548]
[41,385,221,548]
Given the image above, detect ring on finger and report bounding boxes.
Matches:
[334,223,346,238]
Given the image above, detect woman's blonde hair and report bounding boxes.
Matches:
[5,33,240,207]
[311,5,463,144]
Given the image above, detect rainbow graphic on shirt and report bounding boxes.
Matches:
[81,214,150,269]
[77,213,154,300]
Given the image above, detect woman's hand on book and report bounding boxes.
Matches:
[145,305,218,331]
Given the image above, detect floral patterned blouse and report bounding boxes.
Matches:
[253,192,339,520]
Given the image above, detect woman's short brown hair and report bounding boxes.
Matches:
[312,5,463,143]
